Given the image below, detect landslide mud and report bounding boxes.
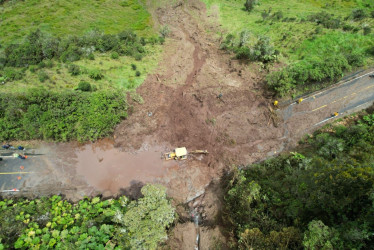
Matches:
[114,0,283,201]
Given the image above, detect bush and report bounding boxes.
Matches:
[158,36,165,45]
[244,0,259,12]
[44,60,54,68]
[159,25,170,38]
[68,64,81,76]
[60,45,82,62]
[77,81,91,92]
[38,71,49,82]
[97,34,120,52]
[2,67,25,81]
[308,12,341,29]
[249,36,276,62]
[131,64,137,70]
[351,9,367,20]
[363,25,371,35]
[29,65,37,73]
[111,51,119,59]
[88,53,95,60]
[134,53,143,61]
[135,71,141,77]
[89,69,104,80]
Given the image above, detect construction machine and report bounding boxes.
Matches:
[163,147,208,160]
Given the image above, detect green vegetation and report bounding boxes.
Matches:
[0,184,175,249]
[0,0,166,142]
[0,89,128,142]
[224,107,374,249]
[0,0,154,44]
[202,0,374,96]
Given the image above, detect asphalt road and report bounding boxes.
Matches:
[280,69,374,147]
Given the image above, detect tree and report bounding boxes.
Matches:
[115,185,175,249]
[244,0,259,12]
[303,220,340,250]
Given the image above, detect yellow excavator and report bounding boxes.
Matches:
[164,147,209,160]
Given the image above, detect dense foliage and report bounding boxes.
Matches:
[1,29,148,68]
[225,109,374,249]
[0,89,128,142]
[0,184,175,249]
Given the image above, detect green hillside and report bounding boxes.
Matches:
[203,0,374,96]
[0,0,165,142]
[0,0,154,44]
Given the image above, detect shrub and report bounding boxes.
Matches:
[235,47,251,59]
[363,25,371,35]
[159,25,170,38]
[239,30,251,47]
[45,60,54,68]
[131,64,137,70]
[37,71,49,82]
[134,53,143,61]
[308,12,341,29]
[89,69,104,80]
[118,30,137,43]
[244,0,259,12]
[250,36,276,62]
[38,61,46,69]
[140,37,146,46]
[111,52,119,59]
[371,10,374,18]
[97,34,120,52]
[77,81,91,92]
[60,45,82,62]
[342,24,354,31]
[135,71,141,77]
[2,67,25,81]
[68,64,81,76]
[29,65,37,73]
[88,53,95,60]
[158,36,165,45]
[351,9,367,20]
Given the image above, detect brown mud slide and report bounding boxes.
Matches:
[114,0,283,202]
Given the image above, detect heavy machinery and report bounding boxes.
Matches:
[164,147,208,160]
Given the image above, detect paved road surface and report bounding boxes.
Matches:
[280,69,374,149]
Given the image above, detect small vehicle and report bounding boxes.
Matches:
[164,147,188,161]
[369,74,374,78]
[297,98,303,104]
[163,147,209,161]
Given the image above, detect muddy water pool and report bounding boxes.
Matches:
[75,141,174,194]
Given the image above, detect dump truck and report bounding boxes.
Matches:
[164,147,208,160]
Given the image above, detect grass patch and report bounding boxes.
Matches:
[0,0,154,45]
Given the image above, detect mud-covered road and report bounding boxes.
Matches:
[1,0,373,224]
